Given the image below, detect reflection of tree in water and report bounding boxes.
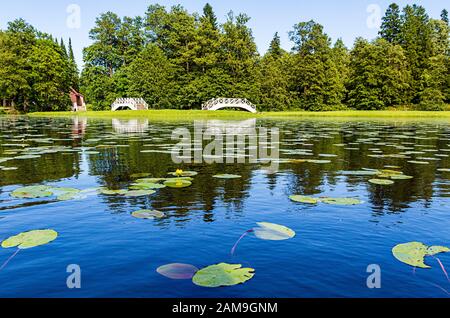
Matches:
[87,128,254,225]
[282,121,449,217]
[0,117,81,186]
[2,117,449,224]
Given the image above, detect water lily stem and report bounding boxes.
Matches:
[0,248,20,271]
[432,256,450,283]
[231,229,254,256]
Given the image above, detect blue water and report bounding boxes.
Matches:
[0,117,449,297]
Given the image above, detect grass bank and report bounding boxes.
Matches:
[28,109,450,121]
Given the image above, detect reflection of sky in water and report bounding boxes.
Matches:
[0,116,449,297]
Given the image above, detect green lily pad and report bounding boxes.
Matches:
[164,179,192,188]
[11,186,53,199]
[408,160,430,165]
[99,189,129,195]
[192,263,255,288]
[390,175,414,180]
[213,174,242,179]
[1,166,18,171]
[169,171,198,177]
[341,170,380,176]
[321,197,363,205]
[392,242,450,269]
[123,190,156,197]
[253,222,296,241]
[1,230,58,249]
[135,178,166,184]
[56,192,80,201]
[308,159,331,164]
[130,183,166,190]
[369,179,395,185]
[14,155,41,160]
[289,195,319,204]
[132,210,165,219]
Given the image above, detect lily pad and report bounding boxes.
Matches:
[1,230,58,249]
[408,160,430,165]
[135,178,166,184]
[123,190,156,197]
[169,170,198,177]
[253,222,296,241]
[99,189,129,195]
[307,159,331,164]
[130,183,166,190]
[390,175,414,180]
[192,263,255,288]
[341,170,380,176]
[392,242,450,269]
[213,174,242,179]
[321,197,363,205]
[164,179,192,188]
[157,263,199,280]
[369,179,395,185]
[11,186,53,199]
[132,210,165,219]
[289,195,319,204]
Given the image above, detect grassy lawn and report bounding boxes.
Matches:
[28,109,450,121]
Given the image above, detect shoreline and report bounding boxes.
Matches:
[24,110,450,122]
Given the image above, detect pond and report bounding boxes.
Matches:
[0,115,449,297]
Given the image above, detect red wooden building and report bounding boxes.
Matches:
[69,88,86,112]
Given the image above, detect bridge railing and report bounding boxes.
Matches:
[113,98,148,106]
[112,98,149,111]
[202,98,256,111]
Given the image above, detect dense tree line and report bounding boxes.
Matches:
[0,19,79,112]
[1,3,448,112]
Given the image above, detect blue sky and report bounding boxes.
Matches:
[0,0,447,67]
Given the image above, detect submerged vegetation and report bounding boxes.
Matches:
[1,3,449,113]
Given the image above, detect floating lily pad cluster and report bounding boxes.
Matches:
[289,195,363,205]
[156,222,295,287]
[11,185,81,201]
[341,168,413,186]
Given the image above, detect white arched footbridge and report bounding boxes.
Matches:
[202,98,257,113]
[112,98,148,111]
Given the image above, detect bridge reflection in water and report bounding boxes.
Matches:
[112,119,149,134]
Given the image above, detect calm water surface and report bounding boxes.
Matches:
[0,116,449,298]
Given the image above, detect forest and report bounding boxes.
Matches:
[0,3,449,113]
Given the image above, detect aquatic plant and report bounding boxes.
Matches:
[1,230,58,271]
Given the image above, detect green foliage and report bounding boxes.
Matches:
[347,38,411,110]
[289,21,346,111]
[380,3,402,44]
[126,44,176,109]
[0,19,76,112]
